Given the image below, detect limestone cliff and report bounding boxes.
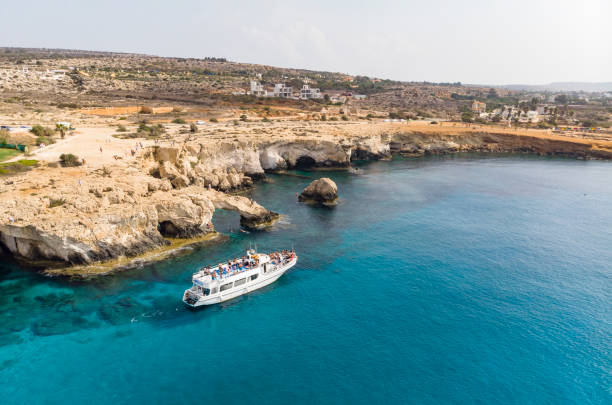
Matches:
[0,166,276,266]
[1,122,610,271]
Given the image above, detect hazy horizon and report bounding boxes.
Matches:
[1,0,610,85]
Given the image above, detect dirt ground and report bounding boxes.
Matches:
[5,119,611,169]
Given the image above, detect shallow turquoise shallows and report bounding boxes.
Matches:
[1,155,611,405]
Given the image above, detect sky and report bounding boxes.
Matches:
[1,0,611,85]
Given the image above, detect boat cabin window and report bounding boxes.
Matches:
[220,282,233,292]
[250,274,258,281]
[210,287,218,294]
[202,288,211,296]
[235,278,246,287]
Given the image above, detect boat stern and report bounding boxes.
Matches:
[183,289,200,307]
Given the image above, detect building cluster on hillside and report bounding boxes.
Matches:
[0,67,70,86]
[245,80,366,102]
[247,80,322,100]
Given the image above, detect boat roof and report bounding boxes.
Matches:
[192,253,271,285]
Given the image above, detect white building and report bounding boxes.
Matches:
[300,85,322,100]
[526,110,539,123]
[273,83,292,98]
[518,110,539,123]
[250,80,267,97]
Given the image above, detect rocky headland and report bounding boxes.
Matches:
[1,121,611,274]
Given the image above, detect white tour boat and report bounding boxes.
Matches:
[183,248,297,308]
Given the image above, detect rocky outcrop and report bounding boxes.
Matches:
[388,131,612,159]
[147,137,389,193]
[0,166,277,267]
[152,145,255,191]
[202,189,279,229]
[299,178,338,205]
[259,140,353,169]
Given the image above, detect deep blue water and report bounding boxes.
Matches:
[0,155,611,404]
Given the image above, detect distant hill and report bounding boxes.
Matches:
[500,82,612,93]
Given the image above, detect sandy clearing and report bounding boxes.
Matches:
[8,126,159,167]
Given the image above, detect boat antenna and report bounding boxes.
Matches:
[291,242,294,253]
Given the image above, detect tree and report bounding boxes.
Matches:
[554,94,568,104]
[324,94,331,103]
[461,111,474,123]
[487,88,499,99]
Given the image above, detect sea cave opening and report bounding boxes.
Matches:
[295,155,316,169]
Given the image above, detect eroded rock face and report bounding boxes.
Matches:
[4,122,608,270]
[299,178,338,205]
[202,189,279,229]
[148,137,388,193]
[0,166,276,266]
[153,189,214,237]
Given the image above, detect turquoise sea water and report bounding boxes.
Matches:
[0,155,610,404]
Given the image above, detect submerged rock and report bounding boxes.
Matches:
[299,178,338,205]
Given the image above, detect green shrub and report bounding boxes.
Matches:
[49,198,66,208]
[172,118,186,124]
[36,136,55,145]
[137,123,165,137]
[209,118,218,123]
[341,115,348,121]
[240,114,247,122]
[117,124,127,132]
[31,125,54,137]
[189,123,198,133]
[59,153,82,167]
[537,122,549,129]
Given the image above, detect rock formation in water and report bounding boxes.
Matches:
[299,178,338,205]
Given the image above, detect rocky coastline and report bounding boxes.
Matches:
[1,125,610,275]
